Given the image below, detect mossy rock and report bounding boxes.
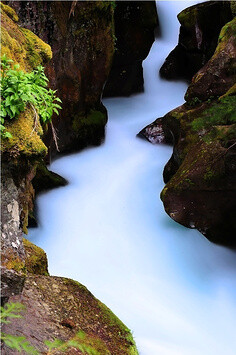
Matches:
[23,238,49,276]
[1,4,52,71]
[1,106,47,159]
[3,275,138,354]
[185,17,236,101]
[32,162,67,194]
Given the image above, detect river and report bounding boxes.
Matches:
[28,2,236,354]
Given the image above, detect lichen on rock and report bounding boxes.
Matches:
[2,275,138,354]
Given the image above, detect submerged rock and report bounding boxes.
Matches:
[160,1,233,81]
[2,275,138,354]
[104,0,158,97]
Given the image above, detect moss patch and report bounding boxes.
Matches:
[1,5,52,72]
[1,106,47,159]
[23,238,49,276]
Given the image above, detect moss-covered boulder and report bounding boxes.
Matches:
[2,275,138,354]
[140,88,236,245]
[23,238,49,275]
[185,17,236,101]
[0,3,51,71]
[104,0,158,97]
[140,13,236,245]
[9,1,115,156]
[160,1,233,81]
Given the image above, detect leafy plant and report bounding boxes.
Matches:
[1,302,98,354]
[45,331,99,354]
[0,54,62,138]
[1,302,38,354]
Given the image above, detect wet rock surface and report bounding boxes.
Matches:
[160,1,233,81]
[2,275,138,354]
[141,10,236,245]
[104,0,158,97]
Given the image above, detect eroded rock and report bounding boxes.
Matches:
[160,1,233,80]
[104,0,158,97]
[2,275,138,354]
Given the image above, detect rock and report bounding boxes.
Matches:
[2,275,138,354]
[161,94,236,245]
[160,1,233,80]
[1,267,25,304]
[104,1,158,97]
[137,117,173,144]
[23,239,49,276]
[32,161,67,194]
[140,12,236,245]
[1,7,51,299]
[185,17,236,101]
[9,1,116,156]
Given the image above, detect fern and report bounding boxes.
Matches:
[0,54,62,138]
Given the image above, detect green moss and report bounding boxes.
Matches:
[1,7,52,71]
[216,18,236,55]
[72,109,107,134]
[33,162,67,193]
[23,238,49,276]
[192,96,236,131]
[21,28,52,68]
[0,3,19,22]
[62,278,138,354]
[2,255,26,274]
[1,106,47,158]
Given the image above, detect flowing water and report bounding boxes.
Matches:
[28,2,236,354]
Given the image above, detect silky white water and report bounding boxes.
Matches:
[28,2,236,354]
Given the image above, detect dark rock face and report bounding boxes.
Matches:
[185,17,236,101]
[160,1,233,81]
[103,1,158,97]
[2,275,138,354]
[140,16,236,246]
[1,267,25,304]
[9,1,115,156]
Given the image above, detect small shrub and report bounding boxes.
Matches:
[0,54,62,138]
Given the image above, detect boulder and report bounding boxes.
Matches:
[160,1,233,80]
[185,17,236,101]
[139,15,236,245]
[2,275,138,354]
[104,0,158,97]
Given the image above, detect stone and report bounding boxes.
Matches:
[160,1,233,80]
[104,1,158,97]
[2,275,138,354]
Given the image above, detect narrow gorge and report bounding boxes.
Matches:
[1,1,236,355]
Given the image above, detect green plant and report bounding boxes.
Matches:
[0,54,62,138]
[1,302,38,354]
[45,331,99,354]
[1,302,98,354]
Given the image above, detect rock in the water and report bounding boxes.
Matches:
[160,1,233,81]
[185,17,236,101]
[104,0,158,97]
[137,117,172,144]
[140,14,236,245]
[2,275,138,354]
